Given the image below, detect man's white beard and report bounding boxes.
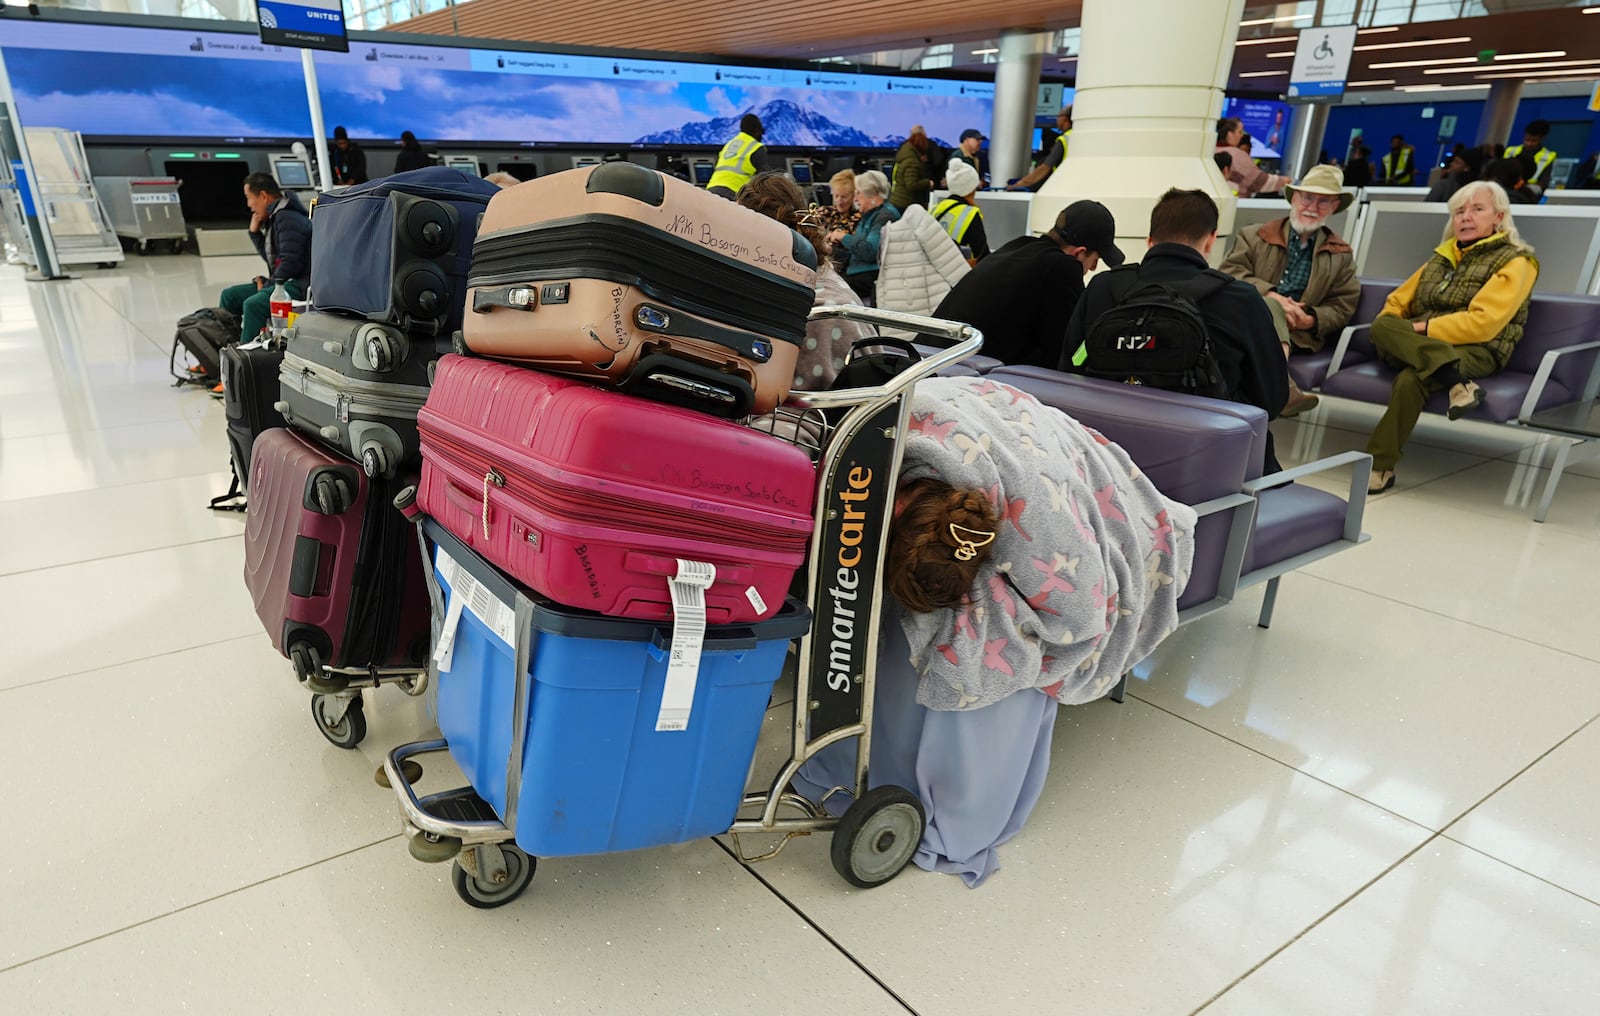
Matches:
[1289,211,1326,237]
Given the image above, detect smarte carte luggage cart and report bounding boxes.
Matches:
[382,306,982,908]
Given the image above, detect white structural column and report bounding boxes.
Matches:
[1032,0,1247,263]
[989,29,1053,186]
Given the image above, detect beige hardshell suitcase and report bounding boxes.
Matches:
[462,162,819,417]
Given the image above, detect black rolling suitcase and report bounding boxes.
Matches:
[209,339,287,511]
[274,309,442,479]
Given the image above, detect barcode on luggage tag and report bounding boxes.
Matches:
[435,547,517,649]
[658,559,716,733]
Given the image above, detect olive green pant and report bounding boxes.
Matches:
[1364,314,1501,470]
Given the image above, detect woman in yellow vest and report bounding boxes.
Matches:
[931,161,990,262]
[1362,181,1538,494]
[707,113,776,200]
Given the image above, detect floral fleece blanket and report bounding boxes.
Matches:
[898,377,1198,710]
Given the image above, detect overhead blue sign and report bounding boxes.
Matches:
[257,0,347,54]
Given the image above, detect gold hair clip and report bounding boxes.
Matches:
[796,202,825,229]
[949,523,997,561]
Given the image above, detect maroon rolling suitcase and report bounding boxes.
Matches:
[243,428,430,682]
[417,354,817,624]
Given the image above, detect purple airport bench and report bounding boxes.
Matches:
[988,368,1372,701]
[1315,287,1600,521]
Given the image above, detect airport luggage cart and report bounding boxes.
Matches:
[98,176,188,254]
[382,307,983,908]
[303,661,430,750]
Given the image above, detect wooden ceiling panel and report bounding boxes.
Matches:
[390,0,1081,60]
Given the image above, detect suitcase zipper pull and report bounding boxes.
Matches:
[482,468,505,540]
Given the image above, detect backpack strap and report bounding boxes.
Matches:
[207,467,247,513]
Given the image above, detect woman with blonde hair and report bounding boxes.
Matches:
[818,169,860,236]
[828,169,899,301]
[1362,180,1538,493]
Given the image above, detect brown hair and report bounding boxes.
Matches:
[736,171,829,257]
[886,480,1001,613]
[1149,187,1218,246]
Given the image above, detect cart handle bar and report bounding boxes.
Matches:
[783,307,983,412]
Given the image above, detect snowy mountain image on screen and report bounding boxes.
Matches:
[635,99,883,147]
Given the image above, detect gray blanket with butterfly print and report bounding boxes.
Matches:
[897,376,1197,710]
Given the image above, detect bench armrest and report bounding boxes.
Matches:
[1517,339,1600,422]
[1188,491,1257,605]
[1325,323,1371,380]
[1243,450,1374,544]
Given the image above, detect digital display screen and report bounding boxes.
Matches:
[1222,97,1292,160]
[692,163,714,185]
[444,156,480,175]
[790,162,813,184]
[273,158,312,187]
[0,21,996,149]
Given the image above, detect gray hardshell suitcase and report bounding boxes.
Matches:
[273,310,442,478]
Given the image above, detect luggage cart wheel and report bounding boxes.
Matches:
[452,845,535,909]
[408,830,462,863]
[310,693,366,749]
[829,785,925,889]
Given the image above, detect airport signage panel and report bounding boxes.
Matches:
[1288,25,1357,99]
[257,0,348,54]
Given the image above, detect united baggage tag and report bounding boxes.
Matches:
[658,559,717,732]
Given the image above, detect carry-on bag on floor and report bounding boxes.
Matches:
[461,161,818,417]
[309,167,502,338]
[274,309,441,479]
[417,354,817,624]
[170,306,239,384]
[217,339,287,504]
[243,428,430,684]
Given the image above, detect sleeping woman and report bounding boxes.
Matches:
[792,375,1198,886]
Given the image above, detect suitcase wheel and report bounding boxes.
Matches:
[311,474,354,515]
[361,444,391,479]
[310,693,366,749]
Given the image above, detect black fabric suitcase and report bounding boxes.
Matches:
[274,310,441,479]
[220,341,288,497]
[308,168,502,338]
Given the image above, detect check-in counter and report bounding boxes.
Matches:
[928,189,1037,250]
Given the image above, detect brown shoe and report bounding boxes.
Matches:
[1447,381,1484,421]
[1282,382,1320,418]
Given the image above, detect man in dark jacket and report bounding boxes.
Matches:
[1063,187,1289,473]
[927,200,1124,368]
[219,172,312,343]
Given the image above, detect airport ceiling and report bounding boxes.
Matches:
[391,2,1600,94]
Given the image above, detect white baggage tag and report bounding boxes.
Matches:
[434,593,464,672]
[433,547,518,671]
[658,559,716,732]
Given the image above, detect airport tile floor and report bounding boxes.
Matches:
[1,253,1598,1014]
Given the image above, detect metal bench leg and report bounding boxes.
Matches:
[1108,672,1128,704]
[1257,577,1281,629]
[1533,439,1576,524]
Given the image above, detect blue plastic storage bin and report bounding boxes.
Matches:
[425,520,811,857]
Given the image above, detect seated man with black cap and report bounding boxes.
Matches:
[925,200,1125,369]
[1063,187,1288,472]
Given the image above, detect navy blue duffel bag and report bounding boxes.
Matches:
[309,167,502,337]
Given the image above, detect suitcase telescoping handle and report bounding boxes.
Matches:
[783,307,982,413]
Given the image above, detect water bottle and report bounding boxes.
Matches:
[269,282,291,337]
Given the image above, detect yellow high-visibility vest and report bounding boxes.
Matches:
[932,198,979,244]
[1504,143,1558,183]
[707,132,762,193]
[1382,146,1414,185]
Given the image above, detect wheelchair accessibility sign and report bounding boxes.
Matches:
[1288,25,1358,99]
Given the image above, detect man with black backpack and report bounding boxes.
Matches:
[1063,187,1288,472]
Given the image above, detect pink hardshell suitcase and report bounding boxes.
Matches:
[243,428,430,682]
[416,355,816,624]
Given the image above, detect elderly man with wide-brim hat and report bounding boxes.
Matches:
[1221,164,1360,416]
